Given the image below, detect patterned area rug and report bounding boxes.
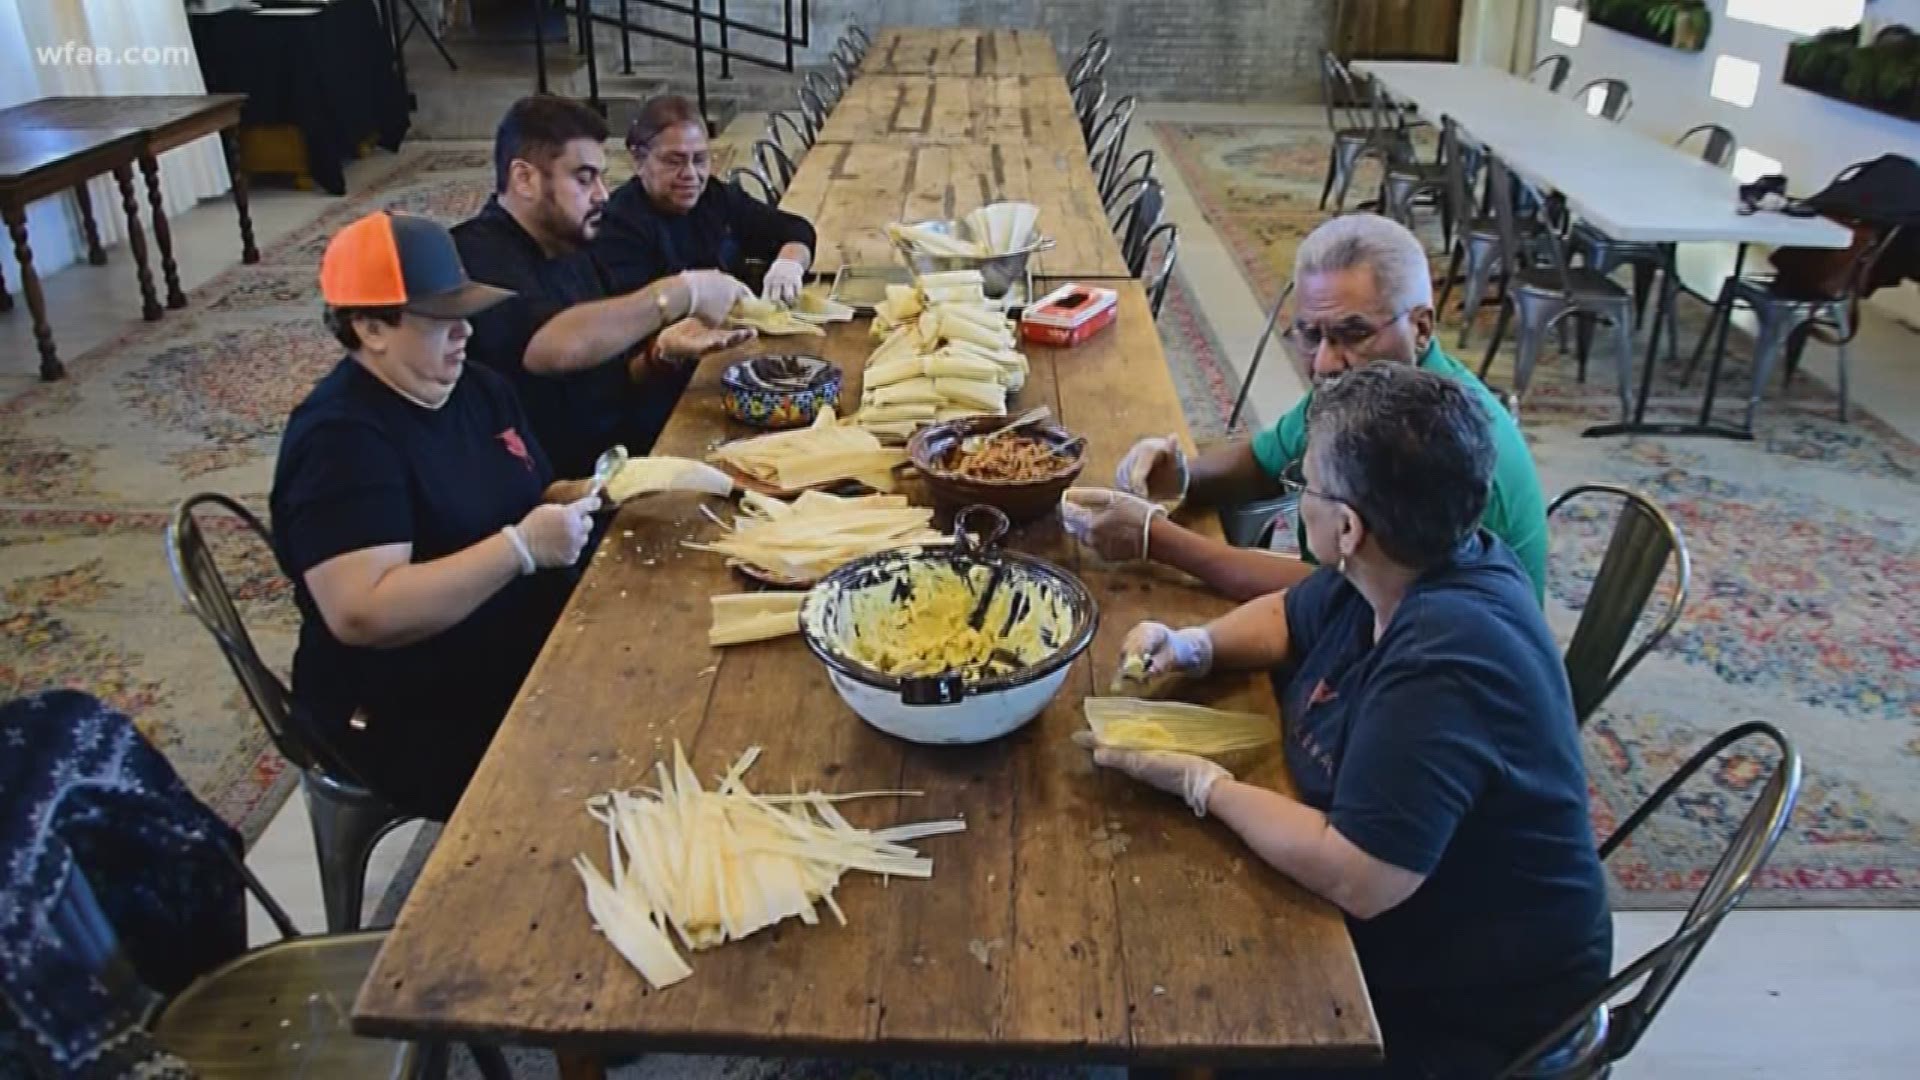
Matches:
[1154,119,1920,908]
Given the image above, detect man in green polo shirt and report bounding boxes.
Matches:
[1061,213,1549,603]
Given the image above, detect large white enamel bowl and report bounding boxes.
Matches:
[798,506,1098,746]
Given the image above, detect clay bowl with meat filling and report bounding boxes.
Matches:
[908,415,1085,525]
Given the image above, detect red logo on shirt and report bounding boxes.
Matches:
[497,428,533,471]
[1307,679,1339,708]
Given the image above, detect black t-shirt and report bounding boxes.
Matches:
[268,358,574,819]
[1278,532,1612,1071]
[452,195,643,479]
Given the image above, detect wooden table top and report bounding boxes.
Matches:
[353,281,1381,1067]
[861,28,1061,78]
[0,94,250,160]
[780,141,1128,279]
[0,125,144,189]
[814,75,1081,147]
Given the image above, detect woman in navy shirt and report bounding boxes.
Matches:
[272,210,601,820]
[1083,364,1611,1077]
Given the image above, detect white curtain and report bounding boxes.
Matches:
[1,0,232,282]
[1458,0,1540,74]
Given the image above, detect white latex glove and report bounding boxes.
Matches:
[761,257,806,306]
[1073,732,1232,817]
[1119,621,1215,681]
[1114,434,1188,507]
[678,269,752,326]
[516,495,600,568]
[654,317,754,364]
[1060,487,1165,562]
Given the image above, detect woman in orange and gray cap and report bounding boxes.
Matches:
[269,209,600,820]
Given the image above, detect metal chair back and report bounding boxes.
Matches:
[845,23,871,51]
[1677,123,1737,170]
[1531,54,1572,92]
[797,86,830,139]
[1141,222,1178,319]
[1548,483,1691,725]
[1228,279,1294,433]
[727,166,778,205]
[1108,175,1164,276]
[1095,95,1136,191]
[1497,722,1801,1078]
[1489,154,1575,297]
[1069,38,1111,87]
[1576,77,1633,122]
[1441,117,1485,238]
[754,139,798,196]
[768,109,812,155]
[803,70,841,111]
[1074,76,1108,142]
[831,47,857,86]
[165,494,310,772]
[1102,148,1156,209]
[1320,50,1373,134]
[1086,110,1126,192]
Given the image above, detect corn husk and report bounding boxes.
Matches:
[708,592,806,646]
[685,490,949,583]
[606,456,736,503]
[730,295,826,336]
[1082,697,1279,757]
[707,409,906,493]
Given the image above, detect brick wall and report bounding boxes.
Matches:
[606,0,1335,102]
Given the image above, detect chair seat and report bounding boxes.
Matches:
[153,931,415,1078]
[1514,266,1633,304]
[1728,273,1846,307]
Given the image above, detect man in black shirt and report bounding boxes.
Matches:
[272,209,601,820]
[453,95,755,478]
[595,94,820,303]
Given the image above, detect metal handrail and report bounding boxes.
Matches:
[535,0,818,130]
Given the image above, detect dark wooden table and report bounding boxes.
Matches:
[1,94,259,314]
[352,282,1382,1073]
[0,126,160,381]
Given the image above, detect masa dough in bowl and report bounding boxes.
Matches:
[807,559,1077,682]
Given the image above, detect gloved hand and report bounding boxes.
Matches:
[678,269,752,326]
[1114,434,1188,507]
[1119,621,1215,681]
[1060,487,1165,562]
[761,257,806,306]
[1073,732,1232,817]
[654,317,754,364]
[517,495,599,568]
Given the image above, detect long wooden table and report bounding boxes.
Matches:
[353,281,1381,1070]
[815,75,1082,147]
[860,28,1061,78]
[780,142,1128,278]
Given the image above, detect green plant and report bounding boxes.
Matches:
[1785,23,1920,121]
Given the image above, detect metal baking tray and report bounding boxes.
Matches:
[828,264,1037,316]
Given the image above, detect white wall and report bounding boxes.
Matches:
[1535,0,1920,320]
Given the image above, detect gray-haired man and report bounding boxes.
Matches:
[1061,213,1549,603]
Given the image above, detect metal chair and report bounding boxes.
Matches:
[767,109,813,157]
[1074,76,1108,144]
[1086,111,1127,201]
[1069,38,1111,90]
[1434,117,1516,347]
[1141,222,1179,320]
[165,494,412,935]
[830,44,858,87]
[753,139,798,198]
[1093,95,1137,194]
[1570,124,1738,336]
[1575,77,1633,122]
[1479,156,1637,417]
[1496,721,1802,1079]
[1547,484,1691,725]
[1319,51,1413,212]
[1531,54,1573,92]
[1687,224,1902,428]
[1102,148,1157,210]
[1220,281,1302,549]
[1381,105,1456,240]
[796,85,830,141]
[1108,175,1164,277]
[803,69,841,112]
[845,23,871,55]
[727,166,778,206]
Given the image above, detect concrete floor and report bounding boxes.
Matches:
[9,106,1917,1077]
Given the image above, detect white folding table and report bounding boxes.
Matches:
[1354,61,1853,438]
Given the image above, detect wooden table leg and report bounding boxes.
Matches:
[139,152,188,308]
[554,1052,606,1080]
[2,200,63,380]
[111,164,163,322]
[221,127,260,264]
[72,181,108,265]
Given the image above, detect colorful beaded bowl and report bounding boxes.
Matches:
[721,354,842,429]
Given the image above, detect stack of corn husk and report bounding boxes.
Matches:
[684,490,950,584]
[856,271,1030,443]
[885,202,1041,258]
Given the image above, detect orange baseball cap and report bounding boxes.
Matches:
[319,210,513,319]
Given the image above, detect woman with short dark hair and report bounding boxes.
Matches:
[1082,363,1611,1076]
[593,94,818,303]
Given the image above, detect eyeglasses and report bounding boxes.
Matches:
[1284,305,1418,358]
[646,150,711,174]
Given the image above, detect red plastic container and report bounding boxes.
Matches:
[1019,282,1118,347]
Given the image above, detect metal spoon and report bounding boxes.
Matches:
[586,444,630,503]
[960,406,1053,454]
